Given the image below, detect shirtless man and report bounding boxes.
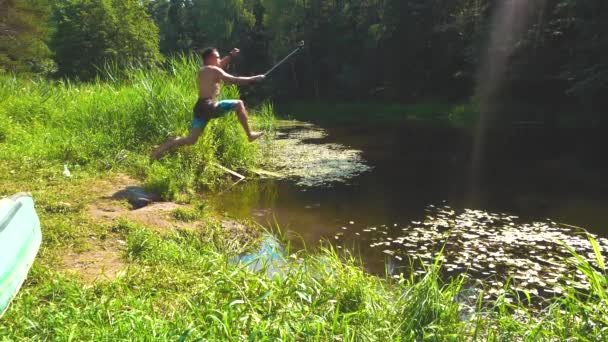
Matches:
[151,47,265,160]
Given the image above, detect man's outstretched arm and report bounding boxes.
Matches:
[215,67,265,85]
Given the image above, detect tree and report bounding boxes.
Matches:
[52,0,162,80]
[143,0,608,112]
[0,0,54,75]
[261,0,385,99]
[148,0,255,55]
[548,0,608,99]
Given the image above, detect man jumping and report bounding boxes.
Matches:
[151,47,265,160]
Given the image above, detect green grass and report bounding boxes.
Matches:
[172,204,205,222]
[0,169,606,340]
[0,56,275,200]
[277,101,479,127]
[2,214,607,340]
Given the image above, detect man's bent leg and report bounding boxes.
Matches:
[230,100,263,142]
[150,127,203,160]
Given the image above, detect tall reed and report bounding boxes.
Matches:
[0,56,275,198]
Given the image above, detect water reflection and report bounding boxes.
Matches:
[215,121,608,302]
[231,234,285,278]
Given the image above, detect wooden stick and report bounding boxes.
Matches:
[211,163,245,181]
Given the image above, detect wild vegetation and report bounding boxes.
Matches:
[1,0,607,340]
[1,182,606,340]
[3,0,607,125]
[0,56,274,200]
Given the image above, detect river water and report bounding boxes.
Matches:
[216,120,608,301]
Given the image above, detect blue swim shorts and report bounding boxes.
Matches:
[191,99,240,129]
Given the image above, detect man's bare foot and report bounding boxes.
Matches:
[248,131,264,142]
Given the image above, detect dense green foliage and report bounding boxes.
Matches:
[3,0,606,124]
[0,57,273,199]
[260,0,607,102]
[51,0,162,79]
[148,0,256,55]
[0,0,54,75]
[548,1,608,100]
[1,1,607,339]
[278,101,479,127]
[146,0,606,124]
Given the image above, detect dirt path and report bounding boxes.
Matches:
[59,174,259,283]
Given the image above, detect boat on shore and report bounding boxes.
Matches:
[0,193,41,317]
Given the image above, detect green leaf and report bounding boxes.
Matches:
[229,299,245,306]
[590,236,605,272]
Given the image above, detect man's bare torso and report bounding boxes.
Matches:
[198,66,221,100]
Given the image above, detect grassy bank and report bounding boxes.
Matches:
[276,101,479,128]
[0,56,275,200]
[277,100,599,129]
[1,62,607,340]
[1,181,606,340]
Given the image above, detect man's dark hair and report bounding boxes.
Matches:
[201,47,217,65]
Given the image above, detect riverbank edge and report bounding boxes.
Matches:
[0,168,606,340]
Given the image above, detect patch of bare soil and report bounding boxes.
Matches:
[66,173,259,282]
[89,173,144,199]
[61,239,127,283]
[89,200,196,232]
[87,174,195,232]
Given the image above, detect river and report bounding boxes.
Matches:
[216,118,608,302]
